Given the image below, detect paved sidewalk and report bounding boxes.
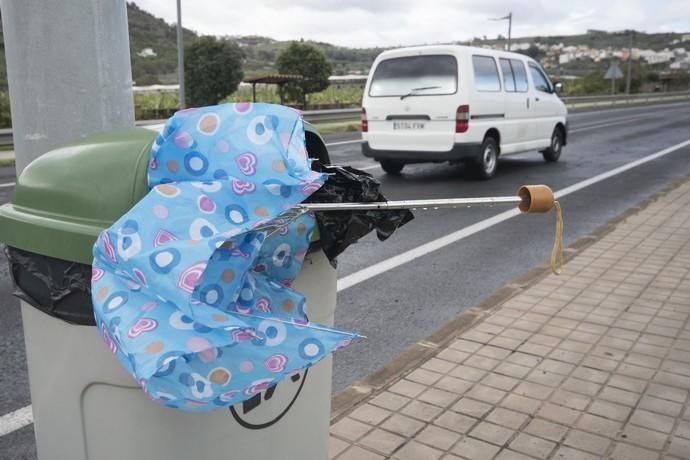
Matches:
[330,179,690,460]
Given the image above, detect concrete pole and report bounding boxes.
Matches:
[1,0,135,175]
[626,30,633,95]
[507,12,512,51]
[176,0,186,108]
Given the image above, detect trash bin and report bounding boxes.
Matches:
[0,126,338,460]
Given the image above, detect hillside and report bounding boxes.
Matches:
[1,4,688,89]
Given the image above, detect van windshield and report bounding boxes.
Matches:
[369,55,458,97]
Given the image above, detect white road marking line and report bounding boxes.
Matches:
[0,406,32,437]
[337,138,690,292]
[325,139,362,147]
[570,115,647,133]
[0,182,16,189]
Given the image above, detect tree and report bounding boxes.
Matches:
[276,41,332,109]
[184,36,244,107]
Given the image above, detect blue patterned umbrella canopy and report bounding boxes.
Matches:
[92,103,358,412]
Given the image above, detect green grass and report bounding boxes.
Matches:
[0,144,14,151]
[0,158,15,167]
[311,121,360,134]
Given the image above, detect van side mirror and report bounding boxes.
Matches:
[553,82,563,94]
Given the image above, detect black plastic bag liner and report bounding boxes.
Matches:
[306,163,414,265]
[5,245,94,325]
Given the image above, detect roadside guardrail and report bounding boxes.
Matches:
[1,91,689,146]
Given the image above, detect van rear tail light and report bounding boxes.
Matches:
[361,108,368,132]
[456,105,469,133]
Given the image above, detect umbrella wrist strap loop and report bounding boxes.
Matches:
[551,201,564,275]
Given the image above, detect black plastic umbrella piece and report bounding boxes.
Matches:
[306,163,415,266]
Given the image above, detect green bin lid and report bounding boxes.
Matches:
[0,128,155,265]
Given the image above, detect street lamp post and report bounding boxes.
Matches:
[490,12,512,51]
[176,0,186,108]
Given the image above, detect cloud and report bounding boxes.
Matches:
[131,0,690,48]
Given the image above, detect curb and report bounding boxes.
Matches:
[330,172,690,422]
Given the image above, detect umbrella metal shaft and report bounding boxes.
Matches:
[301,196,523,212]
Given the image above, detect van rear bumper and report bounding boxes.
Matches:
[362,142,482,163]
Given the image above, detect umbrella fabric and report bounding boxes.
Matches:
[91,103,357,412]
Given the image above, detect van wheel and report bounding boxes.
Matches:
[380,159,405,175]
[474,137,498,180]
[542,128,563,162]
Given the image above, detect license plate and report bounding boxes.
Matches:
[392,121,425,130]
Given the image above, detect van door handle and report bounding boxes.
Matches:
[526,98,530,109]
[535,97,540,102]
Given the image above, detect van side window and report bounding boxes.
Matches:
[510,59,528,92]
[529,63,551,93]
[499,58,516,92]
[472,55,501,92]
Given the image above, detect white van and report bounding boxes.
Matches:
[361,45,568,179]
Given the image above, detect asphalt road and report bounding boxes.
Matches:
[1,101,690,457]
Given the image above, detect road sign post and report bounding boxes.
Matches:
[604,62,624,96]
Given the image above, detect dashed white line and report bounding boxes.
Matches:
[0,182,16,189]
[336,138,690,292]
[325,139,362,147]
[0,406,33,437]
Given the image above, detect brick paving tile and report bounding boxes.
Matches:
[609,442,659,460]
[329,437,349,459]
[433,411,478,434]
[675,420,690,439]
[450,340,483,354]
[419,388,460,408]
[509,432,556,459]
[337,445,386,460]
[485,407,529,430]
[331,417,373,441]
[500,394,541,415]
[629,408,676,433]
[481,373,520,392]
[449,365,487,382]
[423,358,459,375]
[575,413,622,438]
[638,394,683,417]
[370,392,411,412]
[550,389,591,411]
[450,436,501,460]
[505,352,542,368]
[618,424,668,450]
[350,404,392,425]
[493,449,535,460]
[393,440,444,460]
[599,386,641,406]
[668,436,690,458]
[647,383,688,403]
[563,429,611,455]
[389,379,428,398]
[468,421,515,446]
[407,369,445,386]
[416,425,462,451]
[524,418,568,442]
[435,376,474,394]
[451,398,493,419]
[359,429,407,456]
[537,402,581,426]
[381,414,426,437]
[608,374,648,393]
[464,355,501,371]
[586,400,632,422]
[401,400,444,422]
[561,377,601,397]
[466,385,507,405]
[493,362,532,379]
[437,349,472,364]
[513,381,553,400]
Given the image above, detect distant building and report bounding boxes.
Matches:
[137,48,157,58]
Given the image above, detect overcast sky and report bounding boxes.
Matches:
[133,1,690,48]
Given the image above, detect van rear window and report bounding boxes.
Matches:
[368,55,458,97]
